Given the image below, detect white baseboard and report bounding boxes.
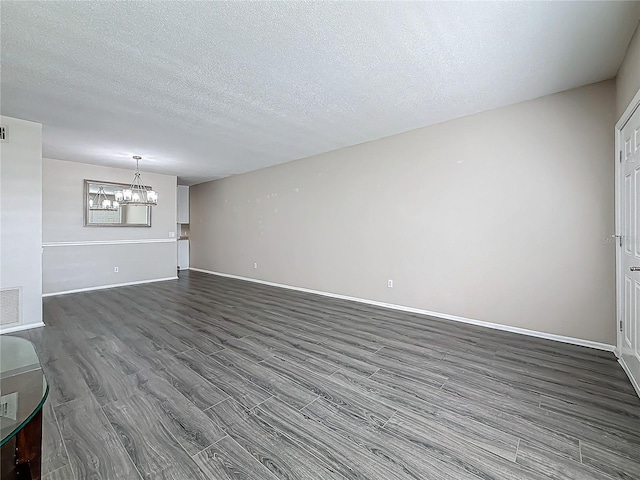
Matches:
[0,322,45,335]
[619,357,640,398]
[190,268,616,352]
[42,276,178,297]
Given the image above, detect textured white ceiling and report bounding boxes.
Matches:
[1,1,639,185]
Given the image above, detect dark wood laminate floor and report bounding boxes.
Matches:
[15,270,640,480]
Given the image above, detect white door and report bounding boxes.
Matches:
[618,100,640,395]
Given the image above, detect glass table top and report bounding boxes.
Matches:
[0,335,48,446]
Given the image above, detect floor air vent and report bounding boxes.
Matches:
[0,288,21,326]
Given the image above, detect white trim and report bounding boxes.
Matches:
[42,238,176,247]
[190,268,615,352]
[0,322,45,335]
[42,276,178,297]
[619,357,640,399]
[615,115,623,359]
[616,87,640,131]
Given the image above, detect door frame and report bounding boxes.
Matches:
[615,86,640,398]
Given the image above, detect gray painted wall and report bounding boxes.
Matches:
[617,21,640,117]
[42,158,178,294]
[191,80,616,345]
[0,116,43,331]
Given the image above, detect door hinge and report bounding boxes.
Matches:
[620,150,623,162]
[612,234,623,247]
[620,320,623,332]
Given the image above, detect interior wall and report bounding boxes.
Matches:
[191,80,617,345]
[0,116,43,332]
[42,158,178,294]
[617,20,640,117]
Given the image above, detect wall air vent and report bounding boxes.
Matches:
[0,288,21,326]
[0,125,7,142]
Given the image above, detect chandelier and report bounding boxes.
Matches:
[114,156,158,206]
[89,186,119,210]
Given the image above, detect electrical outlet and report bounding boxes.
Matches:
[169,231,176,238]
[114,267,119,273]
[253,262,258,269]
[387,279,393,288]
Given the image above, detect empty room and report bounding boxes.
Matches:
[1,1,640,479]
